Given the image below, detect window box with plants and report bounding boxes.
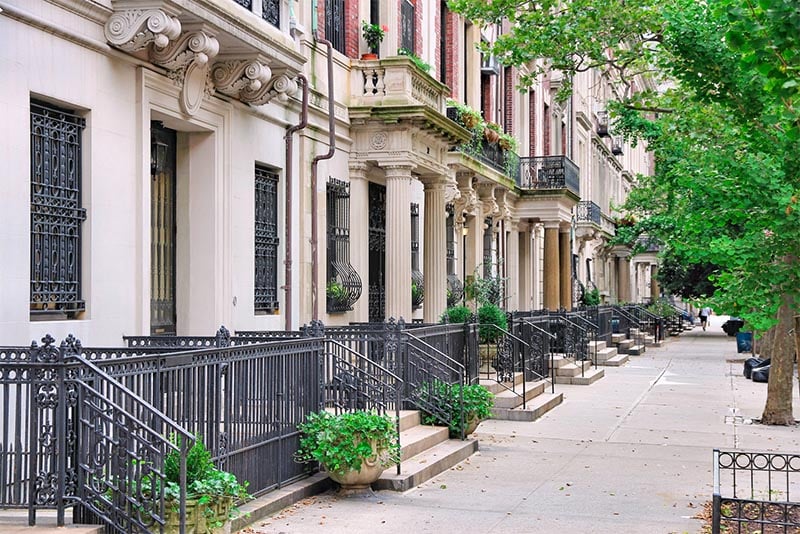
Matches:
[296,410,401,492]
[326,280,349,313]
[162,437,249,534]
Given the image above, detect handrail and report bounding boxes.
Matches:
[406,332,465,376]
[478,324,532,407]
[520,318,556,393]
[522,319,557,339]
[326,339,402,383]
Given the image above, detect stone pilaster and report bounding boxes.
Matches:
[544,224,560,310]
[349,162,370,321]
[559,228,572,309]
[506,219,520,311]
[383,164,414,321]
[422,177,447,323]
[651,264,660,301]
[617,255,631,303]
[518,222,532,311]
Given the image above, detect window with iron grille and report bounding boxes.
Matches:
[401,0,416,53]
[255,165,279,313]
[262,0,280,27]
[483,217,493,277]
[326,178,362,312]
[325,0,346,54]
[30,100,87,317]
[410,203,423,310]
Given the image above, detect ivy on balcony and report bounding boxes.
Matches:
[446,102,520,181]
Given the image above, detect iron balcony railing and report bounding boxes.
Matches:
[446,107,520,182]
[231,0,280,28]
[518,155,581,197]
[576,200,602,225]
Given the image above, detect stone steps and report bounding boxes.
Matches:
[598,353,629,366]
[554,360,593,377]
[374,437,478,492]
[596,346,618,363]
[555,367,605,385]
[490,392,563,422]
[487,380,548,409]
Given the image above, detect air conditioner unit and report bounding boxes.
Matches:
[596,110,610,137]
[611,136,623,156]
[481,54,500,76]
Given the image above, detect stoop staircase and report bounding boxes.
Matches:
[589,340,629,367]
[610,332,646,355]
[374,410,478,492]
[481,372,563,422]
[552,354,605,385]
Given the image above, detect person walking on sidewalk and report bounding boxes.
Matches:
[699,306,712,330]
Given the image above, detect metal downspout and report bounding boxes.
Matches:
[310,33,336,321]
[284,75,309,331]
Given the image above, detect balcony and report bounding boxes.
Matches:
[518,156,580,197]
[351,56,450,114]
[575,201,602,225]
[446,107,520,181]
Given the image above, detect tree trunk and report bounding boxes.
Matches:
[760,293,795,425]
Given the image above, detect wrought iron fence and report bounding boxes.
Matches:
[575,200,602,225]
[517,155,581,196]
[713,449,800,533]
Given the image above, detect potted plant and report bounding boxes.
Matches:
[440,305,472,324]
[326,279,347,311]
[484,121,502,143]
[361,21,387,59]
[162,436,249,534]
[296,410,400,491]
[477,302,508,344]
[446,99,483,131]
[419,380,494,438]
[498,133,517,151]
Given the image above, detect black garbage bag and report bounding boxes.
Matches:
[744,357,766,379]
[752,364,770,383]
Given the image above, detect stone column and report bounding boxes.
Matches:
[422,177,447,323]
[383,164,414,321]
[559,228,572,309]
[543,223,560,310]
[651,264,660,301]
[617,255,631,303]
[348,162,370,322]
[532,223,544,310]
[506,219,520,311]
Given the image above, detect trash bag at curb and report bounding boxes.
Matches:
[744,357,765,379]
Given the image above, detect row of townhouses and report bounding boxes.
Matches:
[0,0,661,346]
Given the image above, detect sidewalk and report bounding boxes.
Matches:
[242,318,800,534]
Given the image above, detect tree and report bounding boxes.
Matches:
[447,0,800,424]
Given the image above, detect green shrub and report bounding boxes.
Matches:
[163,436,249,503]
[441,305,472,324]
[478,303,508,343]
[581,287,601,306]
[418,380,494,438]
[295,411,400,477]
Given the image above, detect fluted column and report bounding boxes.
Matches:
[422,177,447,323]
[543,224,560,310]
[560,229,572,309]
[506,219,520,311]
[384,164,414,321]
[349,162,370,321]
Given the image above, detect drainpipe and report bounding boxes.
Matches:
[310,27,336,321]
[284,75,309,331]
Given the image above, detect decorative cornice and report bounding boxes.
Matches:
[476,183,499,218]
[104,7,181,52]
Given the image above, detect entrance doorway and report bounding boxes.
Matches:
[150,121,177,335]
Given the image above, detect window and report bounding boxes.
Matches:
[254,165,279,313]
[262,0,280,27]
[410,203,423,310]
[325,0,345,54]
[326,178,361,312]
[401,0,416,52]
[30,100,87,317]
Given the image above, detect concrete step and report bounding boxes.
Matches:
[491,380,548,409]
[374,438,479,492]
[232,473,333,531]
[596,347,618,362]
[491,392,563,422]
[399,424,450,461]
[480,372,524,394]
[597,353,629,367]
[610,333,626,344]
[555,367,605,385]
[644,335,655,345]
[555,360,592,377]
[398,410,421,431]
[588,340,607,352]
[616,339,635,353]
[627,344,645,355]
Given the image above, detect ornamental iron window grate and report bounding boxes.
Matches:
[30,100,87,316]
[255,165,280,313]
[262,0,280,27]
[368,183,386,323]
[410,203,424,310]
[401,0,416,53]
[326,178,362,313]
[325,0,346,55]
[150,122,177,335]
[445,204,463,306]
[233,0,252,9]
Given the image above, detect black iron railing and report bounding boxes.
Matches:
[446,107,520,181]
[713,449,800,533]
[517,155,580,196]
[576,200,602,225]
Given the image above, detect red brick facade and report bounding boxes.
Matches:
[504,66,514,134]
[529,90,536,156]
[444,10,459,96]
